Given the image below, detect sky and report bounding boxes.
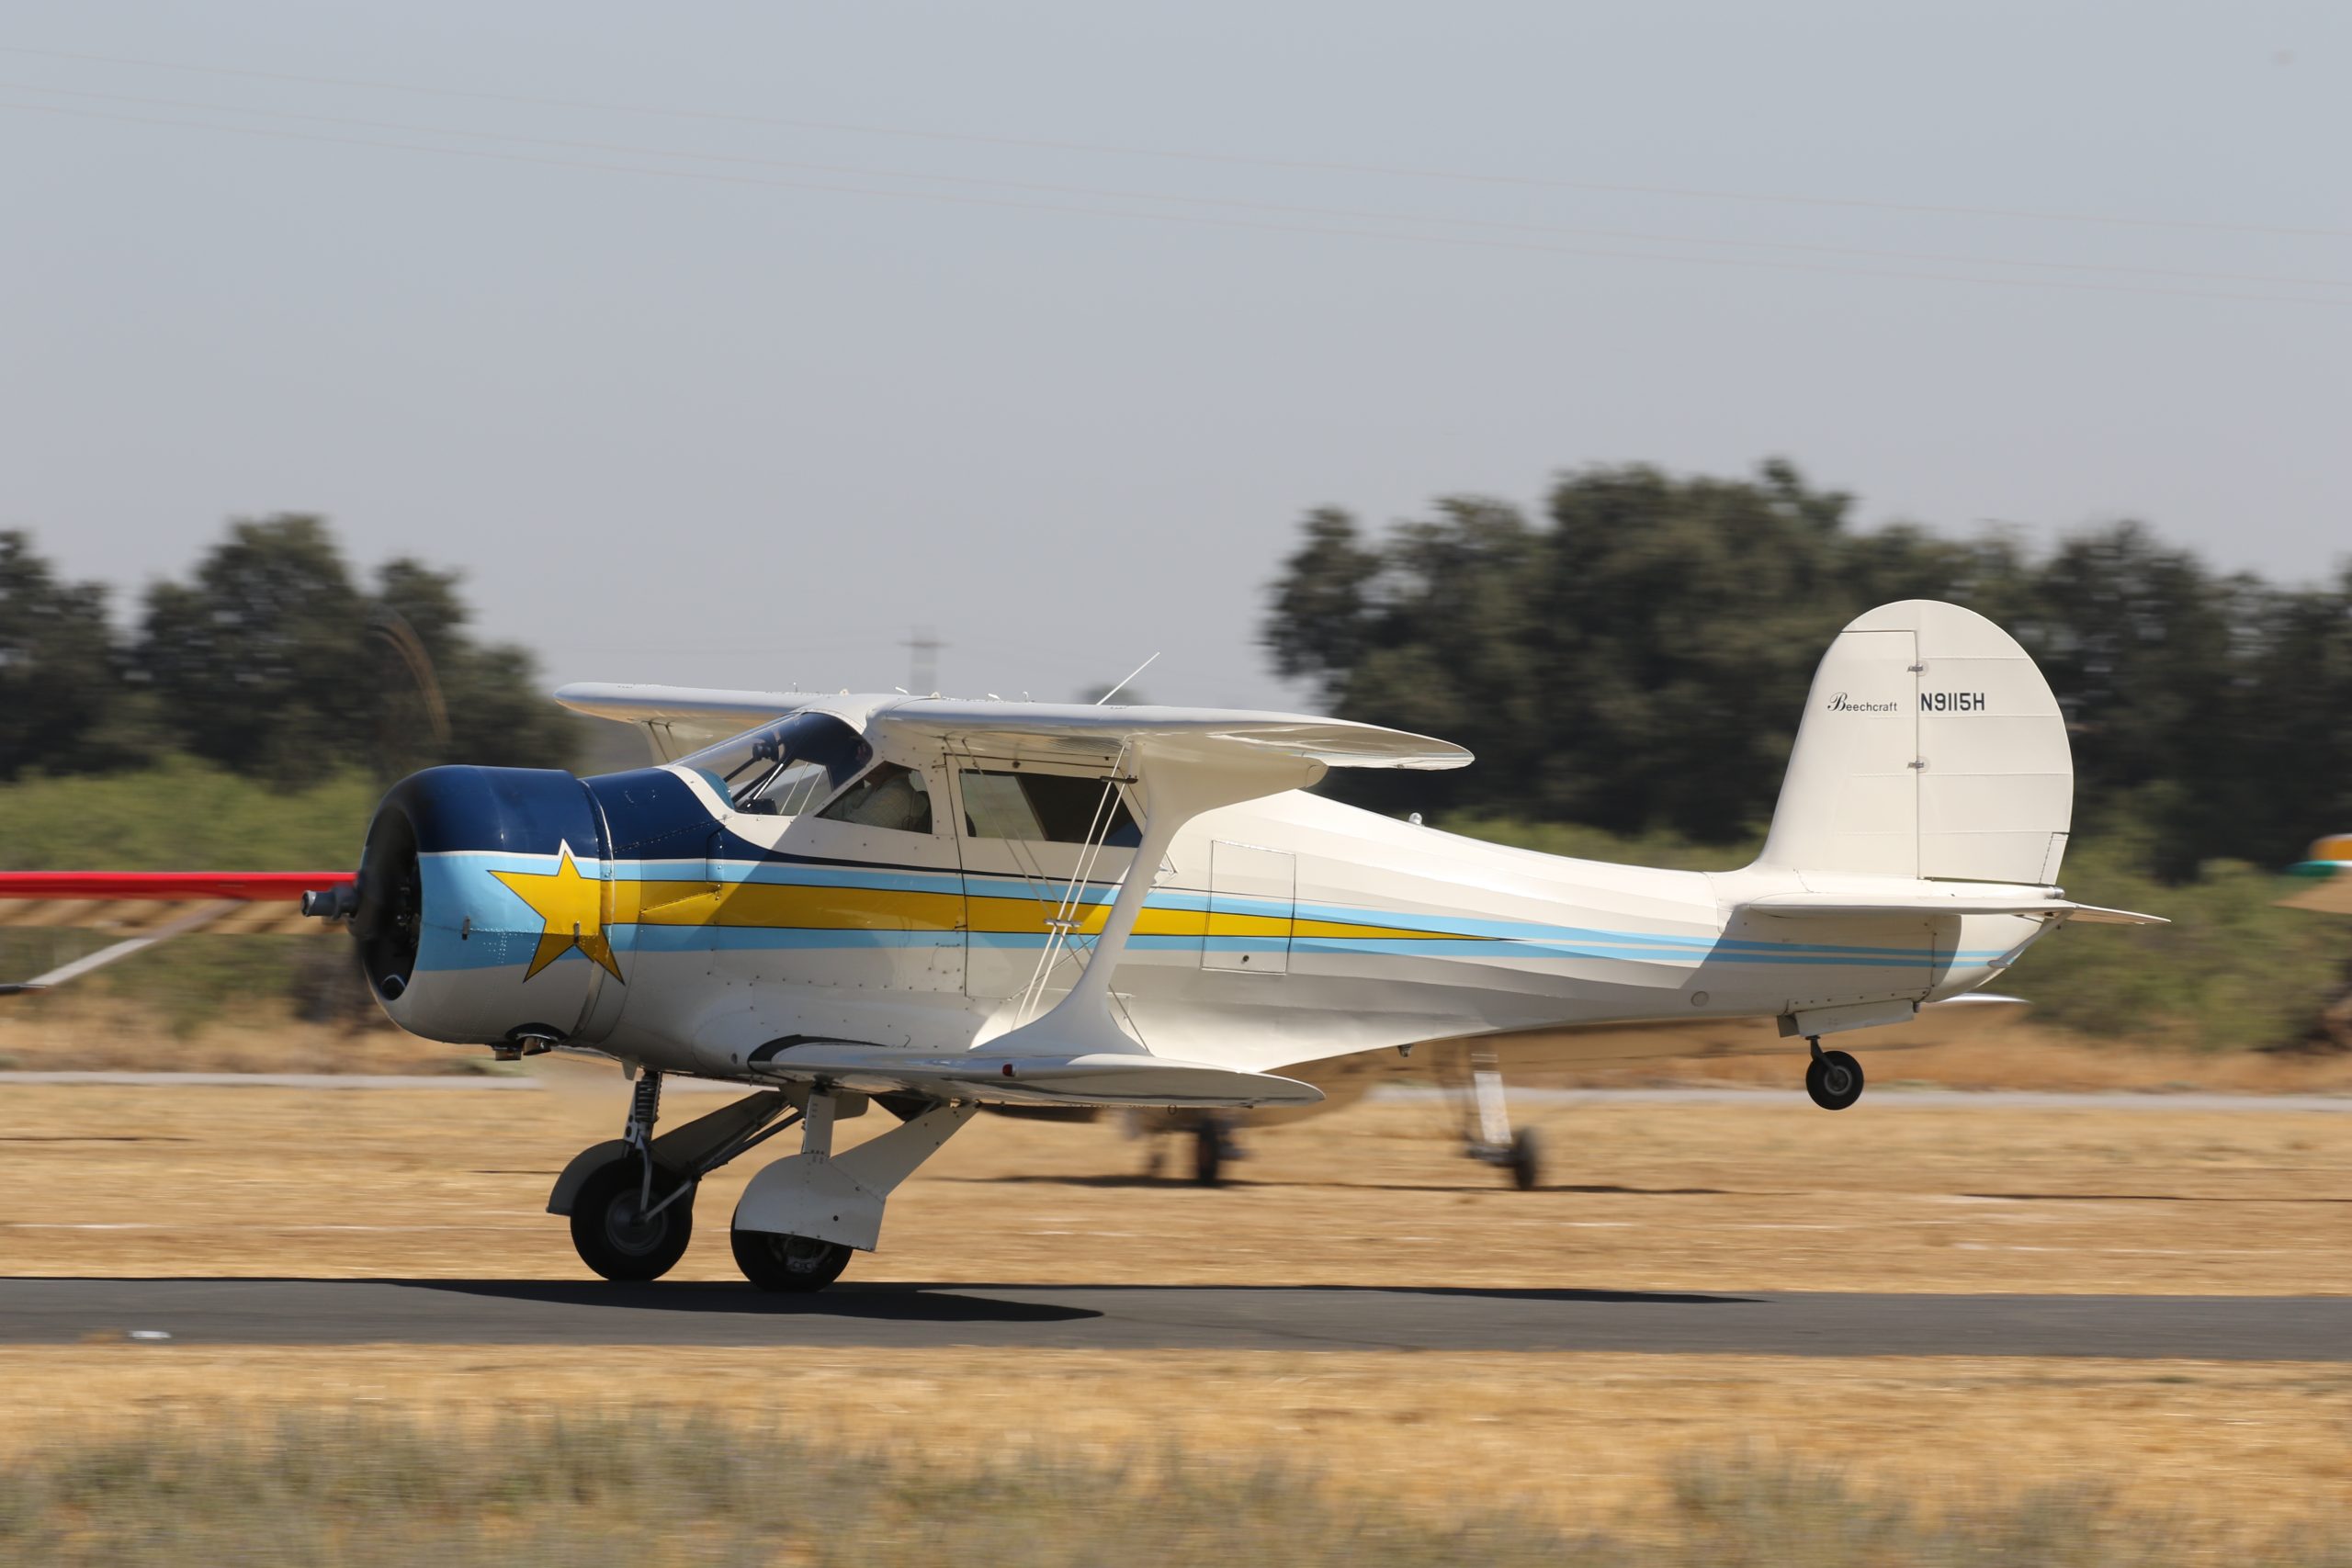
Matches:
[3,2,2346,712]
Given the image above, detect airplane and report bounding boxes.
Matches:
[2278,834,2352,1050]
[2279,835,2352,916]
[0,599,2160,1292]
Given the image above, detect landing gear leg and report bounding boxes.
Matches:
[731,1090,974,1293]
[1192,1113,1233,1187]
[1804,1037,1866,1111]
[570,1070,694,1281]
[551,1079,804,1284]
[1461,1046,1543,1190]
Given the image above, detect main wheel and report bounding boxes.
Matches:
[1193,1117,1227,1187]
[1506,1126,1544,1190]
[570,1157,695,1282]
[731,1225,854,1292]
[1804,1049,1865,1111]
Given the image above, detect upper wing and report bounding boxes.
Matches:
[0,871,353,993]
[866,698,1470,771]
[554,682,813,761]
[554,683,1476,773]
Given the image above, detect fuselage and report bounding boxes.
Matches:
[370,748,2051,1080]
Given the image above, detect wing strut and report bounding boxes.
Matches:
[1014,741,1133,1028]
[987,739,1324,1058]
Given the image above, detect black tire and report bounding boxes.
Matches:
[569,1157,695,1282]
[1193,1118,1226,1187]
[1507,1126,1543,1190]
[1804,1049,1866,1111]
[731,1225,854,1292]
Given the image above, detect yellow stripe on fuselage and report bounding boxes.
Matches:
[593,876,1463,943]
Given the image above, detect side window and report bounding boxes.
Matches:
[960,771,1043,840]
[959,770,1140,846]
[818,763,934,834]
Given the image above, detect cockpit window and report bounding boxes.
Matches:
[680,713,872,817]
[818,762,934,834]
[958,769,1140,846]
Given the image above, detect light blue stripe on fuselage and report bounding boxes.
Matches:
[417,849,2012,969]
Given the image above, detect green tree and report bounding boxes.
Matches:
[0,532,121,779]
[1261,460,2351,874]
[370,558,578,773]
[137,515,574,781]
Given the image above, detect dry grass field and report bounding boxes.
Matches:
[5,1066,2347,1292]
[4,1347,2348,1544]
[6,1072,2349,1545]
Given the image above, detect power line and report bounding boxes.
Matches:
[5,40,2346,243]
[9,78,2346,295]
[4,96,2345,310]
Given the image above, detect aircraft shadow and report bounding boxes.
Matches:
[390,1279,1100,1323]
[879,1282,1761,1306]
[26,1275,1755,1310]
[944,1174,1784,1198]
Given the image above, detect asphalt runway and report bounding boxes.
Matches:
[4,1278,2345,1358]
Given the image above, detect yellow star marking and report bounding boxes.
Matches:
[491,845,624,982]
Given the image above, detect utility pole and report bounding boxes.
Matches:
[900,626,946,695]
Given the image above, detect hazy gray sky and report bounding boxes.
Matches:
[5,2,2346,711]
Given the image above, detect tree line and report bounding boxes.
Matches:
[0,516,576,784]
[1266,460,2352,881]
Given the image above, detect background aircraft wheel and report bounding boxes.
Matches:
[731,1225,854,1292]
[569,1158,695,1282]
[1507,1126,1543,1190]
[1804,1049,1865,1111]
[1193,1116,1228,1186]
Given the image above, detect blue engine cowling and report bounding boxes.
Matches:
[353,763,717,1047]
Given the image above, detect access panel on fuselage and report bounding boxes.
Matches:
[1204,841,1295,976]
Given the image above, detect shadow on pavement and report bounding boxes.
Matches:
[394,1279,1101,1322]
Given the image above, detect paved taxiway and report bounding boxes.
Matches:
[4,1279,2344,1358]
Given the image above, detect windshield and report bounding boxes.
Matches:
[679,713,873,817]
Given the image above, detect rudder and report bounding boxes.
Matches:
[1754,601,2073,885]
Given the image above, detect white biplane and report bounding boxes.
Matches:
[0,600,2158,1291]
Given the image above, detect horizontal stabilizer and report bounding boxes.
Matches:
[743,1043,1324,1109]
[1741,893,2165,926]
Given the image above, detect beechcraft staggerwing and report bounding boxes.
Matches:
[0,600,2159,1291]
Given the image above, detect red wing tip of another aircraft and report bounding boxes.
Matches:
[0,872,354,901]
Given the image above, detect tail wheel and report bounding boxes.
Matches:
[732,1224,854,1292]
[570,1158,695,1282]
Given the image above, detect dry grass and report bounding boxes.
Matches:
[5,1077,2350,1546]
[0,998,457,1076]
[11,1407,2343,1567]
[1,1349,2348,1550]
[3,1071,2347,1292]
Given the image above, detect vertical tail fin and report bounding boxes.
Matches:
[1754,601,2073,885]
